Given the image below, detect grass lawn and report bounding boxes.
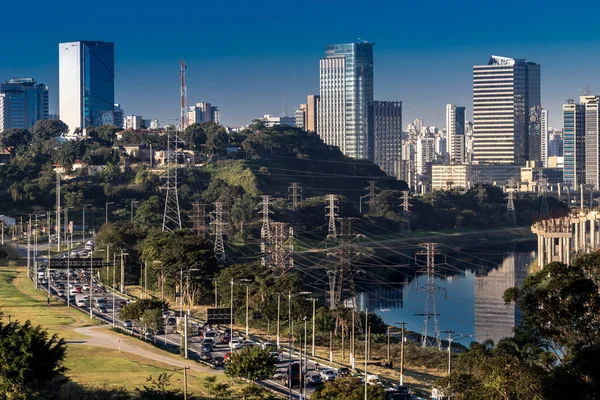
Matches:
[64,346,234,394]
[0,265,247,397]
[0,265,98,340]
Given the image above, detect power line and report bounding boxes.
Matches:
[325,194,339,239]
[191,202,206,238]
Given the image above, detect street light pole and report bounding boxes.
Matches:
[364,308,368,400]
[245,285,249,336]
[312,297,316,357]
[395,322,407,385]
[230,279,234,347]
[112,261,116,327]
[105,201,114,224]
[288,290,292,400]
[277,294,280,347]
[303,316,308,400]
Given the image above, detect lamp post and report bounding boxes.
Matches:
[395,322,407,385]
[105,201,115,224]
[230,278,252,348]
[130,200,140,223]
[287,291,311,400]
[82,204,92,244]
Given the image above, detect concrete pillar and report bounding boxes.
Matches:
[547,237,553,262]
[538,235,545,268]
[581,184,584,210]
[582,219,587,251]
[591,218,596,252]
[566,237,571,264]
[558,183,562,199]
[558,238,564,263]
[574,221,579,253]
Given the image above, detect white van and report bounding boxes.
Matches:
[366,374,383,386]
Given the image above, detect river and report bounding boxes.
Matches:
[357,241,536,346]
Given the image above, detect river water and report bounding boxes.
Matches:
[358,241,536,346]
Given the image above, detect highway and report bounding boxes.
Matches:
[24,239,411,399]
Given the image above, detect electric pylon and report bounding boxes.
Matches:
[191,202,206,238]
[259,195,272,240]
[262,222,294,276]
[476,184,486,204]
[288,183,302,210]
[325,194,339,239]
[416,243,445,348]
[506,190,516,225]
[211,202,226,261]
[161,128,184,232]
[400,191,412,235]
[365,181,378,213]
[332,218,360,310]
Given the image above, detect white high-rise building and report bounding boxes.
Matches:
[188,102,219,125]
[541,109,549,167]
[585,97,600,189]
[473,55,541,165]
[416,137,435,175]
[59,41,115,133]
[317,42,374,161]
[125,115,144,130]
[446,104,466,164]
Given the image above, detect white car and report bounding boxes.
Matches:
[320,369,337,381]
[82,284,90,291]
[230,339,243,349]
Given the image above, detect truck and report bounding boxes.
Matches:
[282,362,302,388]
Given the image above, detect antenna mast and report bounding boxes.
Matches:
[180,59,187,129]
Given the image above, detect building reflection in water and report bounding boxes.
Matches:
[474,251,533,345]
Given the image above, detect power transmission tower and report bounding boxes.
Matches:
[262,222,294,276]
[288,183,302,210]
[416,243,445,349]
[211,202,226,261]
[538,177,549,219]
[331,218,360,310]
[259,195,272,240]
[476,184,486,204]
[162,60,187,232]
[400,191,412,235]
[365,181,378,213]
[325,194,339,239]
[191,202,206,238]
[506,189,517,225]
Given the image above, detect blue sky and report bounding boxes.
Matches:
[3,0,600,128]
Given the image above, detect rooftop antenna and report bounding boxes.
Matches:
[357,38,368,43]
[282,86,287,117]
[581,85,591,96]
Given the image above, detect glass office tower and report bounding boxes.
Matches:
[318,42,374,161]
[59,41,114,133]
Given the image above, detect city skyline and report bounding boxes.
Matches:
[3,1,600,129]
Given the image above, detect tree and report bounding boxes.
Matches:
[1,128,31,148]
[182,123,207,151]
[0,320,67,398]
[119,298,168,337]
[225,346,276,381]
[141,308,164,343]
[312,377,385,400]
[31,120,69,141]
[135,373,183,400]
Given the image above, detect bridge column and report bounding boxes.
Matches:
[566,236,572,264]
[558,183,562,199]
[591,218,596,252]
[538,234,545,268]
[574,221,579,253]
[558,238,564,263]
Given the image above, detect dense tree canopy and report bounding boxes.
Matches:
[225,346,276,381]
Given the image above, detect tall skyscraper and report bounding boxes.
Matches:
[563,100,586,187]
[584,96,600,189]
[446,104,466,164]
[473,55,541,165]
[317,42,374,161]
[59,41,115,133]
[372,101,402,179]
[540,109,549,167]
[416,137,435,175]
[295,104,306,130]
[0,78,48,130]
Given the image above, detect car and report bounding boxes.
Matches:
[230,339,243,349]
[123,320,133,328]
[270,351,280,361]
[75,287,83,294]
[82,284,90,291]
[338,367,351,377]
[204,330,217,339]
[120,301,128,309]
[199,350,212,361]
[392,385,411,399]
[306,373,324,386]
[243,340,257,348]
[201,344,213,353]
[79,250,88,257]
[366,374,383,386]
[94,306,107,313]
[70,251,78,257]
[224,352,232,362]
[166,317,176,325]
[212,356,224,367]
[85,241,94,251]
[202,338,216,347]
[57,290,65,297]
[320,369,337,381]
[221,335,231,344]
